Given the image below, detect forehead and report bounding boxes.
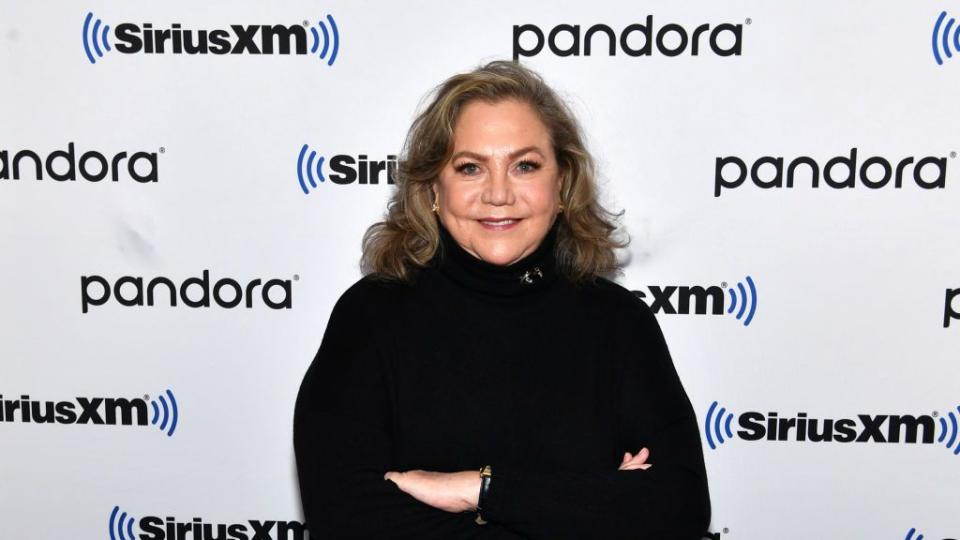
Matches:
[452,99,551,146]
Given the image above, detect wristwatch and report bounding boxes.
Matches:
[475,465,493,525]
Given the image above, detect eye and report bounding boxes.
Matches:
[454,162,480,176]
[517,160,542,173]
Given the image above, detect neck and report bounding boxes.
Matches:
[430,217,561,300]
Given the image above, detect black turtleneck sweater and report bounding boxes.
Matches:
[293,218,711,540]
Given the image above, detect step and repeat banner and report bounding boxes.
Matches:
[1,1,958,539]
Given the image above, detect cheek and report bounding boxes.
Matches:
[442,184,481,213]
[523,185,559,211]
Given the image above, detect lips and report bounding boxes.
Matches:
[478,217,522,230]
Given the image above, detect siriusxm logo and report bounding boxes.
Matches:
[296,144,396,194]
[704,401,960,454]
[109,506,308,540]
[82,12,340,66]
[906,526,958,540]
[0,389,178,436]
[714,148,951,197]
[512,16,745,60]
[0,142,158,183]
[80,269,295,313]
[933,11,960,65]
[945,288,959,327]
[632,275,757,327]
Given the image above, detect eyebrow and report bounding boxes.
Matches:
[450,146,545,162]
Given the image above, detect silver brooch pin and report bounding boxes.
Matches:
[519,266,543,284]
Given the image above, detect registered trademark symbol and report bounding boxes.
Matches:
[303,20,309,27]
[745,18,752,25]
[723,527,730,534]
[933,410,939,417]
[293,274,300,281]
[721,281,727,288]
[143,394,149,400]
[950,151,957,159]
[159,147,165,154]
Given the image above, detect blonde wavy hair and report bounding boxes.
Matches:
[360,59,628,283]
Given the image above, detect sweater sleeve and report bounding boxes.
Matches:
[476,296,712,540]
[293,282,527,540]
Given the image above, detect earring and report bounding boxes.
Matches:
[558,203,565,213]
[432,198,439,213]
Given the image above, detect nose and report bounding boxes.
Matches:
[481,164,515,206]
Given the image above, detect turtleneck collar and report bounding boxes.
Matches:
[430,217,561,299]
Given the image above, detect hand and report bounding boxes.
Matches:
[383,469,480,513]
[618,447,653,470]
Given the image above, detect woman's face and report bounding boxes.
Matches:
[433,98,563,266]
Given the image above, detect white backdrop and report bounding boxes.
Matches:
[1,1,958,539]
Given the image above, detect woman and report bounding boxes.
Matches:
[293,60,711,539]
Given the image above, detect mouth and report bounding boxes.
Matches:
[478,217,523,231]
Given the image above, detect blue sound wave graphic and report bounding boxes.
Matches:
[82,12,112,65]
[309,14,340,66]
[726,275,757,327]
[109,506,136,540]
[937,405,960,455]
[297,144,326,194]
[905,527,925,540]
[149,389,178,437]
[704,401,735,450]
[933,11,960,65]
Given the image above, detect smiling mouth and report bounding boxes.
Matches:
[478,218,522,229]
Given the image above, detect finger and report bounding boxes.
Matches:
[621,452,632,463]
[630,448,650,463]
[620,462,654,471]
[624,455,650,468]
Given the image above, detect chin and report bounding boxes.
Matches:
[475,244,528,266]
